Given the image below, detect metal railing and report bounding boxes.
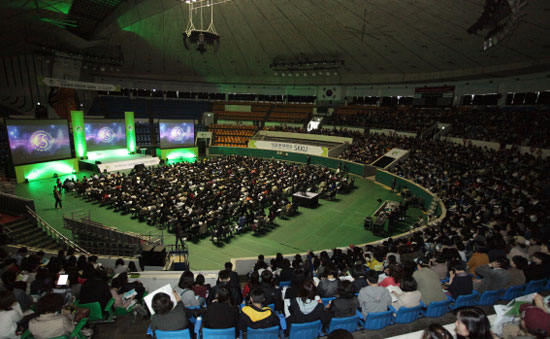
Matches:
[25,206,90,255]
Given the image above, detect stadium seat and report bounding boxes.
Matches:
[450,293,478,310]
[362,310,394,330]
[327,315,361,333]
[420,299,452,318]
[154,329,192,339]
[279,280,292,287]
[321,297,336,307]
[476,289,503,306]
[544,279,550,292]
[288,320,322,339]
[501,285,525,301]
[390,304,422,324]
[200,327,236,339]
[77,299,115,322]
[246,325,281,339]
[524,279,546,295]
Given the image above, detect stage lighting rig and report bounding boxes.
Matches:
[467,0,527,51]
[182,0,224,53]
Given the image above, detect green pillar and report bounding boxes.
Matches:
[125,111,136,153]
[71,110,87,159]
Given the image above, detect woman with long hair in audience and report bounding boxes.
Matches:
[455,307,497,339]
[286,280,329,333]
[176,271,200,307]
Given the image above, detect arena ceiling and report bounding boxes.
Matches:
[2,0,550,85]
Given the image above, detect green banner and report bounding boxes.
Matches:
[125,111,136,153]
[70,110,87,159]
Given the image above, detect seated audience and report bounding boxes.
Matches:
[239,288,280,332]
[29,293,73,339]
[413,258,447,305]
[474,257,510,293]
[506,256,527,288]
[392,276,421,310]
[0,290,23,339]
[317,266,341,298]
[446,260,473,300]
[202,287,240,334]
[358,270,392,317]
[176,271,200,307]
[149,291,188,336]
[328,280,359,318]
[286,280,329,332]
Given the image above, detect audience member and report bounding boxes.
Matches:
[358,270,392,318]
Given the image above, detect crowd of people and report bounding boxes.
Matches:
[0,247,144,338]
[146,228,550,339]
[63,156,352,243]
[287,107,550,149]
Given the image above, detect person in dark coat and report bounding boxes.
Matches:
[78,266,111,311]
[202,287,240,336]
[260,270,283,311]
[208,270,242,305]
[54,186,62,209]
[328,280,359,318]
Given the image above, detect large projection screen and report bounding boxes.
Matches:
[6,119,72,165]
[84,120,127,151]
[159,120,195,149]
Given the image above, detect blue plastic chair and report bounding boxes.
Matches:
[476,289,503,306]
[501,285,525,301]
[288,320,322,339]
[246,325,280,339]
[524,279,546,295]
[279,281,292,288]
[390,304,422,324]
[155,329,192,339]
[327,315,360,333]
[450,293,478,310]
[544,279,550,292]
[420,299,452,318]
[362,310,394,330]
[321,297,336,307]
[201,327,236,339]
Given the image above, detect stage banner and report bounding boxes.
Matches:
[125,111,136,153]
[249,140,328,156]
[70,110,87,158]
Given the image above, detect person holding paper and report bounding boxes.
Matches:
[149,291,188,336]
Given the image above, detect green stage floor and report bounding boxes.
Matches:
[15,170,423,270]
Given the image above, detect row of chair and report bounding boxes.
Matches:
[147,278,550,339]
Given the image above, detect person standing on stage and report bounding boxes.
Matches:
[54,186,62,209]
[174,223,185,251]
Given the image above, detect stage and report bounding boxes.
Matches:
[79,150,160,172]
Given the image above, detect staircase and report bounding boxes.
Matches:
[3,217,59,250]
